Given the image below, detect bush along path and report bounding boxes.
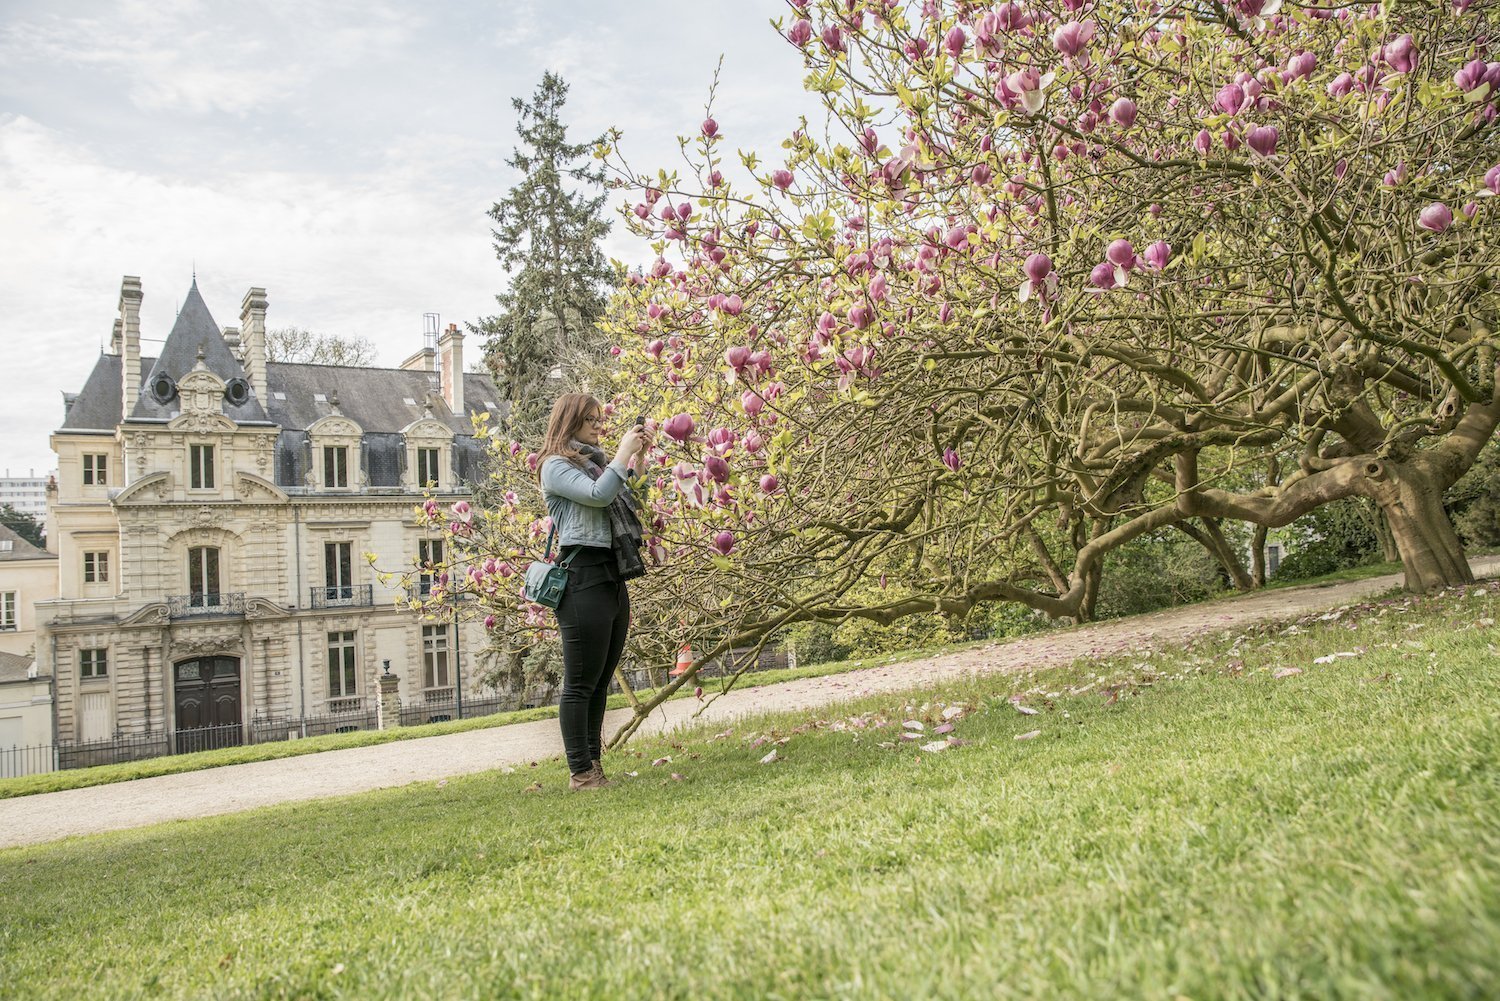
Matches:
[0,556,1495,850]
[2,578,1498,999]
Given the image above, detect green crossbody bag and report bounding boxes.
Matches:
[522,526,579,610]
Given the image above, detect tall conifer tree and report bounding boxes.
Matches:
[476,73,616,431]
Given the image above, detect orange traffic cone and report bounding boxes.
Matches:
[670,643,694,678]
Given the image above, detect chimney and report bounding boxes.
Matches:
[437,323,465,416]
[399,347,435,372]
[110,318,123,356]
[119,276,143,421]
[240,287,268,403]
[222,325,241,352]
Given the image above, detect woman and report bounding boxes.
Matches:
[536,394,654,790]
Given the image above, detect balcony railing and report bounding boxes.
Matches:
[308,584,374,609]
[167,592,246,619]
[325,696,365,714]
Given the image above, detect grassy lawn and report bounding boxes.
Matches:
[0,640,985,800]
[2,583,1496,999]
[2,558,1441,801]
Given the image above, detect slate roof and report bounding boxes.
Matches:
[59,353,141,431]
[0,524,54,562]
[130,280,269,423]
[56,280,505,440]
[264,363,502,435]
[0,650,39,684]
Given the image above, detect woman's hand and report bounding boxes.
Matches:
[614,426,647,465]
[634,425,657,455]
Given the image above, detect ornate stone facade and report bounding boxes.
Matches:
[37,277,503,744]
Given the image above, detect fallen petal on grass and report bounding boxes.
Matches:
[1273,667,1304,679]
[760,750,779,765]
[1016,730,1042,741]
[919,741,949,753]
[1016,705,1040,716]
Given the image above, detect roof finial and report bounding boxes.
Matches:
[330,391,341,415]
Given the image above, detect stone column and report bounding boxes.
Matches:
[376,662,401,730]
[240,286,268,404]
[120,276,142,425]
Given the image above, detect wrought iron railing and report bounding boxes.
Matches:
[309,584,373,609]
[166,592,246,619]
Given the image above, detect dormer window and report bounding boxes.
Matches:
[323,446,349,489]
[417,448,441,488]
[189,444,215,490]
[83,453,108,486]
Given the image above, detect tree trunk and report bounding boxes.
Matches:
[1076,562,1102,623]
[1251,524,1269,588]
[1178,518,1255,591]
[1366,460,1474,592]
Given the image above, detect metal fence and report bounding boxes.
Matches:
[249,708,379,744]
[1,731,172,778]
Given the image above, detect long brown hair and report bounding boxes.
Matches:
[535,393,602,483]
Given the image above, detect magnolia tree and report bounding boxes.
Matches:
[418,0,1500,740]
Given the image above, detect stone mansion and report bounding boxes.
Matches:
[38,277,502,748]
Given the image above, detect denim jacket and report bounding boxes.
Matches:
[540,443,631,549]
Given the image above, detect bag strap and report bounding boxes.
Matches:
[544,524,581,568]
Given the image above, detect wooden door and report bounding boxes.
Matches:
[173,657,243,752]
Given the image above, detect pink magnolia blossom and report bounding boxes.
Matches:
[701,118,719,138]
[743,430,765,453]
[821,25,844,53]
[1194,129,1213,155]
[944,25,966,58]
[1143,241,1172,270]
[942,447,962,472]
[1106,238,1138,270]
[1246,125,1279,156]
[1326,72,1354,98]
[848,303,873,329]
[1381,34,1417,74]
[724,345,751,370]
[712,531,735,556]
[1109,97,1138,128]
[1485,164,1500,195]
[1287,51,1317,80]
[1089,261,1119,290]
[1418,202,1453,233]
[1024,253,1053,283]
[1052,20,1095,58]
[741,390,766,416]
[663,413,696,441]
[772,169,794,191]
[787,18,812,46]
[759,474,780,494]
[646,339,665,359]
[1216,83,1245,115]
[704,455,730,483]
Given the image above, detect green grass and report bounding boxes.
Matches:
[0,639,979,800]
[0,557,1458,801]
[2,582,1497,1000]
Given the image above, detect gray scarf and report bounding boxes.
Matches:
[570,440,647,581]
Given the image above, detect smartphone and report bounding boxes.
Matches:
[635,414,646,427]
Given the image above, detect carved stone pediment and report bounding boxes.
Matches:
[401,417,455,441]
[175,369,231,420]
[114,471,172,506]
[235,471,289,503]
[308,415,363,439]
[245,597,291,620]
[168,411,236,435]
[122,602,171,626]
[169,627,243,657]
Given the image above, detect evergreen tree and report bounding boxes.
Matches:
[0,504,45,548]
[475,72,617,432]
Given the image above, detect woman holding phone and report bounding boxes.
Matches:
[535,394,655,790]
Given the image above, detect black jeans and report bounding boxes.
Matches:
[554,545,630,775]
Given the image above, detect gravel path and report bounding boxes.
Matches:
[4,557,1495,850]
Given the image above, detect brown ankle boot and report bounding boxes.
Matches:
[592,758,604,779]
[569,767,608,791]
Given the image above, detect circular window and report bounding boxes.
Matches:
[150,373,177,404]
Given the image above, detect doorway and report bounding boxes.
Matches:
[173,656,243,753]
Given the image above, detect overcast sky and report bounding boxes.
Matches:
[0,0,817,477]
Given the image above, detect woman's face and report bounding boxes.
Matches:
[575,405,605,447]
